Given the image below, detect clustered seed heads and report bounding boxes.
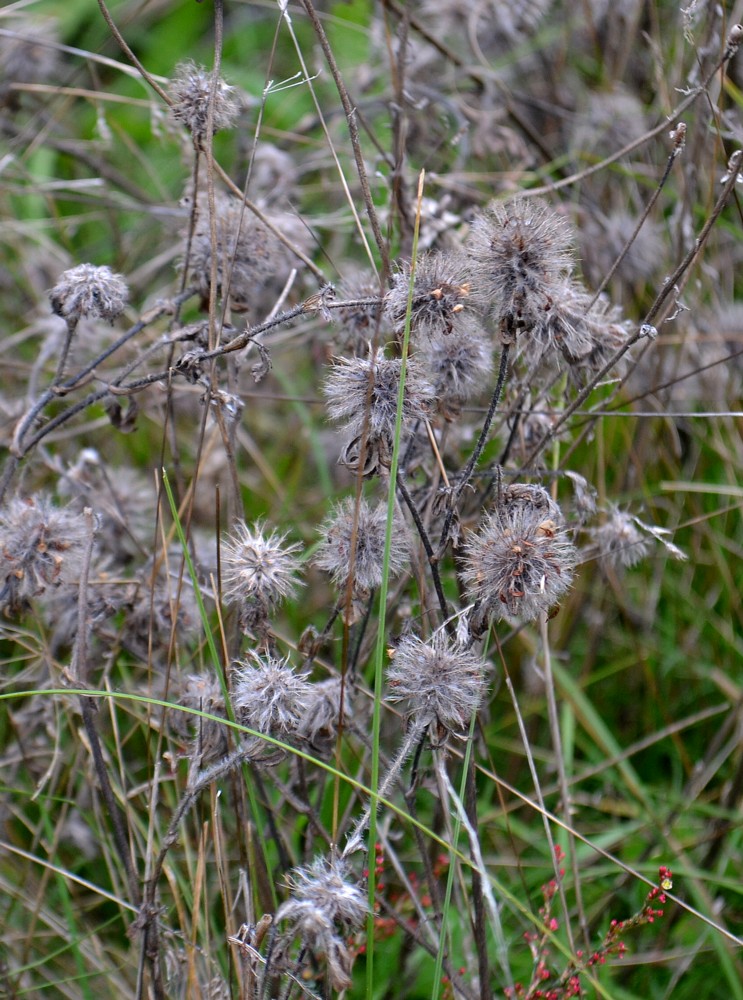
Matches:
[0,495,88,615]
[387,631,488,734]
[49,263,129,323]
[323,348,434,474]
[221,520,302,634]
[168,61,239,140]
[461,485,576,628]
[275,857,366,991]
[314,496,409,604]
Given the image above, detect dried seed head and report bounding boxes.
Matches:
[462,489,576,625]
[282,857,366,929]
[335,268,384,349]
[0,495,88,614]
[384,252,475,339]
[221,521,302,629]
[168,61,239,140]
[182,191,309,316]
[49,264,128,323]
[466,198,574,345]
[420,316,494,418]
[546,282,631,377]
[276,857,366,990]
[231,654,313,740]
[591,508,652,569]
[314,496,409,599]
[323,348,434,474]
[387,631,488,733]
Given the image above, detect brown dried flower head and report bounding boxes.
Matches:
[384,251,475,339]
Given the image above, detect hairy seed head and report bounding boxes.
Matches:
[275,857,366,990]
[591,508,652,570]
[462,490,576,625]
[387,631,488,733]
[384,251,475,339]
[49,264,128,323]
[0,495,88,614]
[182,191,309,316]
[279,857,366,931]
[323,348,433,473]
[465,198,574,346]
[420,317,494,418]
[222,520,302,614]
[231,655,313,740]
[315,496,409,598]
[168,61,239,139]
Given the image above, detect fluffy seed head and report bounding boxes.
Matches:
[323,348,434,473]
[466,198,574,345]
[462,487,576,625]
[49,264,128,323]
[221,520,302,614]
[168,61,239,139]
[387,631,488,733]
[314,496,409,598]
[591,508,651,569]
[281,857,367,931]
[544,282,631,378]
[231,655,313,741]
[384,252,475,339]
[275,857,366,990]
[0,495,88,614]
[420,317,494,417]
[182,191,309,316]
